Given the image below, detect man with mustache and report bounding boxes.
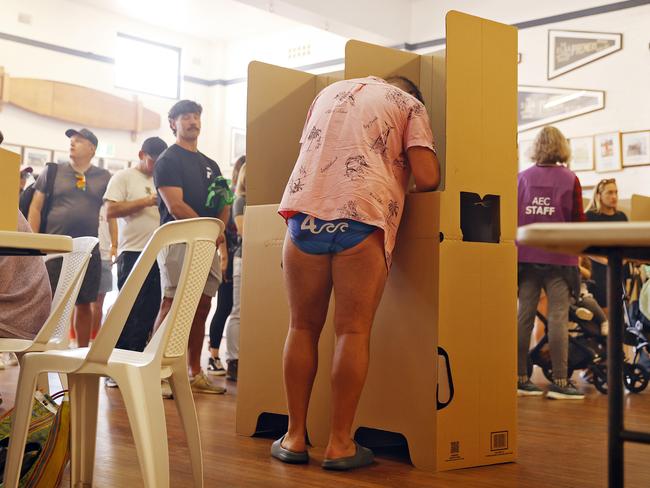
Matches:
[153,99,230,396]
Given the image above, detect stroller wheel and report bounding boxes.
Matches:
[542,367,574,383]
[593,368,608,394]
[623,364,650,393]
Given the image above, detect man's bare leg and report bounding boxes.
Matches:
[188,294,213,376]
[74,303,93,347]
[281,235,332,453]
[326,230,387,459]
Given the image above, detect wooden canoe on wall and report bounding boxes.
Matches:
[0,67,160,133]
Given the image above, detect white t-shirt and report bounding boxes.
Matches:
[98,204,112,261]
[103,167,160,254]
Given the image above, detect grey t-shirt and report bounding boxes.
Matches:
[233,195,246,258]
[35,163,112,238]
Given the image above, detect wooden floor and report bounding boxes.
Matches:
[0,365,648,487]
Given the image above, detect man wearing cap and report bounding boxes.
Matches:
[102,137,167,370]
[28,128,111,347]
[19,166,33,195]
[153,99,230,395]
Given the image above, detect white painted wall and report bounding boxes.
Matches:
[410,1,650,198]
[410,0,618,43]
[0,0,224,164]
[215,25,348,167]
[516,4,650,198]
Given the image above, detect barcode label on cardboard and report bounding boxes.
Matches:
[450,441,460,454]
[491,431,508,451]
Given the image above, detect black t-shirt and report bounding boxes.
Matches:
[153,144,223,225]
[585,210,628,223]
[585,209,628,305]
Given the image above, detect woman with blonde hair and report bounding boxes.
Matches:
[584,178,628,307]
[517,126,586,399]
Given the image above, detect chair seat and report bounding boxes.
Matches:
[0,339,34,353]
[23,346,157,376]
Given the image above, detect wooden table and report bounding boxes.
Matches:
[517,222,650,488]
[0,230,72,255]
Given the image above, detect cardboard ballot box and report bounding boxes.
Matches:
[237,11,518,471]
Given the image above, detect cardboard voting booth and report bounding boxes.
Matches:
[237,11,518,471]
[0,147,20,231]
[631,194,650,221]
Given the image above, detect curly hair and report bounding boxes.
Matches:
[531,126,571,165]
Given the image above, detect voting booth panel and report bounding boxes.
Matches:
[631,194,650,221]
[0,148,20,231]
[237,10,518,472]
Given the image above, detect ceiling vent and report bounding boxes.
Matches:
[288,44,311,60]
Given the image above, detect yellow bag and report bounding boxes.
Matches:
[0,391,70,488]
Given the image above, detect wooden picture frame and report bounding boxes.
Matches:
[548,30,622,79]
[621,130,650,167]
[594,132,622,173]
[568,136,594,171]
[518,86,605,133]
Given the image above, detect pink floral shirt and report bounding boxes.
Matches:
[279,76,435,266]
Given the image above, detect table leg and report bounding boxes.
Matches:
[607,250,624,488]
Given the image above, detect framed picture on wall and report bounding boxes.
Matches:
[518,139,535,171]
[53,150,70,164]
[2,144,22,157]
[594,132,621,173]
[518,86,605,132]
[230,127,246,165]
[23,147,52,174]
[548,30,622,79]
[568,136,594,171]
[621,130,650,167]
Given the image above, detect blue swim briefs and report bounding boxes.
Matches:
[287,213,376,255]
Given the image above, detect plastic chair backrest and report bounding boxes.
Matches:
[33,237,98,347]
[85,218,222,365]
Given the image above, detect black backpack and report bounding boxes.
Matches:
[18,162,58,232]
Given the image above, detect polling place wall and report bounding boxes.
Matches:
[236,11,517,471]
[0,148,20,231]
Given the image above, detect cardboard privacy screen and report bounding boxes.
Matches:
[237,10,518,472]
[0,147,20,231]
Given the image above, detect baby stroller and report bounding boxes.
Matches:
[622,275,650,393]
[528,303,609,394]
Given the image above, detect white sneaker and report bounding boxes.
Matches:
[3,353,18,366]
[161,379,174,399]
[104,377,118,388]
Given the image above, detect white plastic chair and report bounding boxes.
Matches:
[0,236,97,357]
[2,218,223,488]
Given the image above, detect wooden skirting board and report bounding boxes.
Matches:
[0,67,160,137]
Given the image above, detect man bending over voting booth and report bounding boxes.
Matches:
[271,76,440,470]
[237,10,518,473]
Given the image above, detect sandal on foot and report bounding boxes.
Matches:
[322,441,374,471]
[271,434,309,464]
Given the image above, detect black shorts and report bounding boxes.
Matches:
[46,245,101,305]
